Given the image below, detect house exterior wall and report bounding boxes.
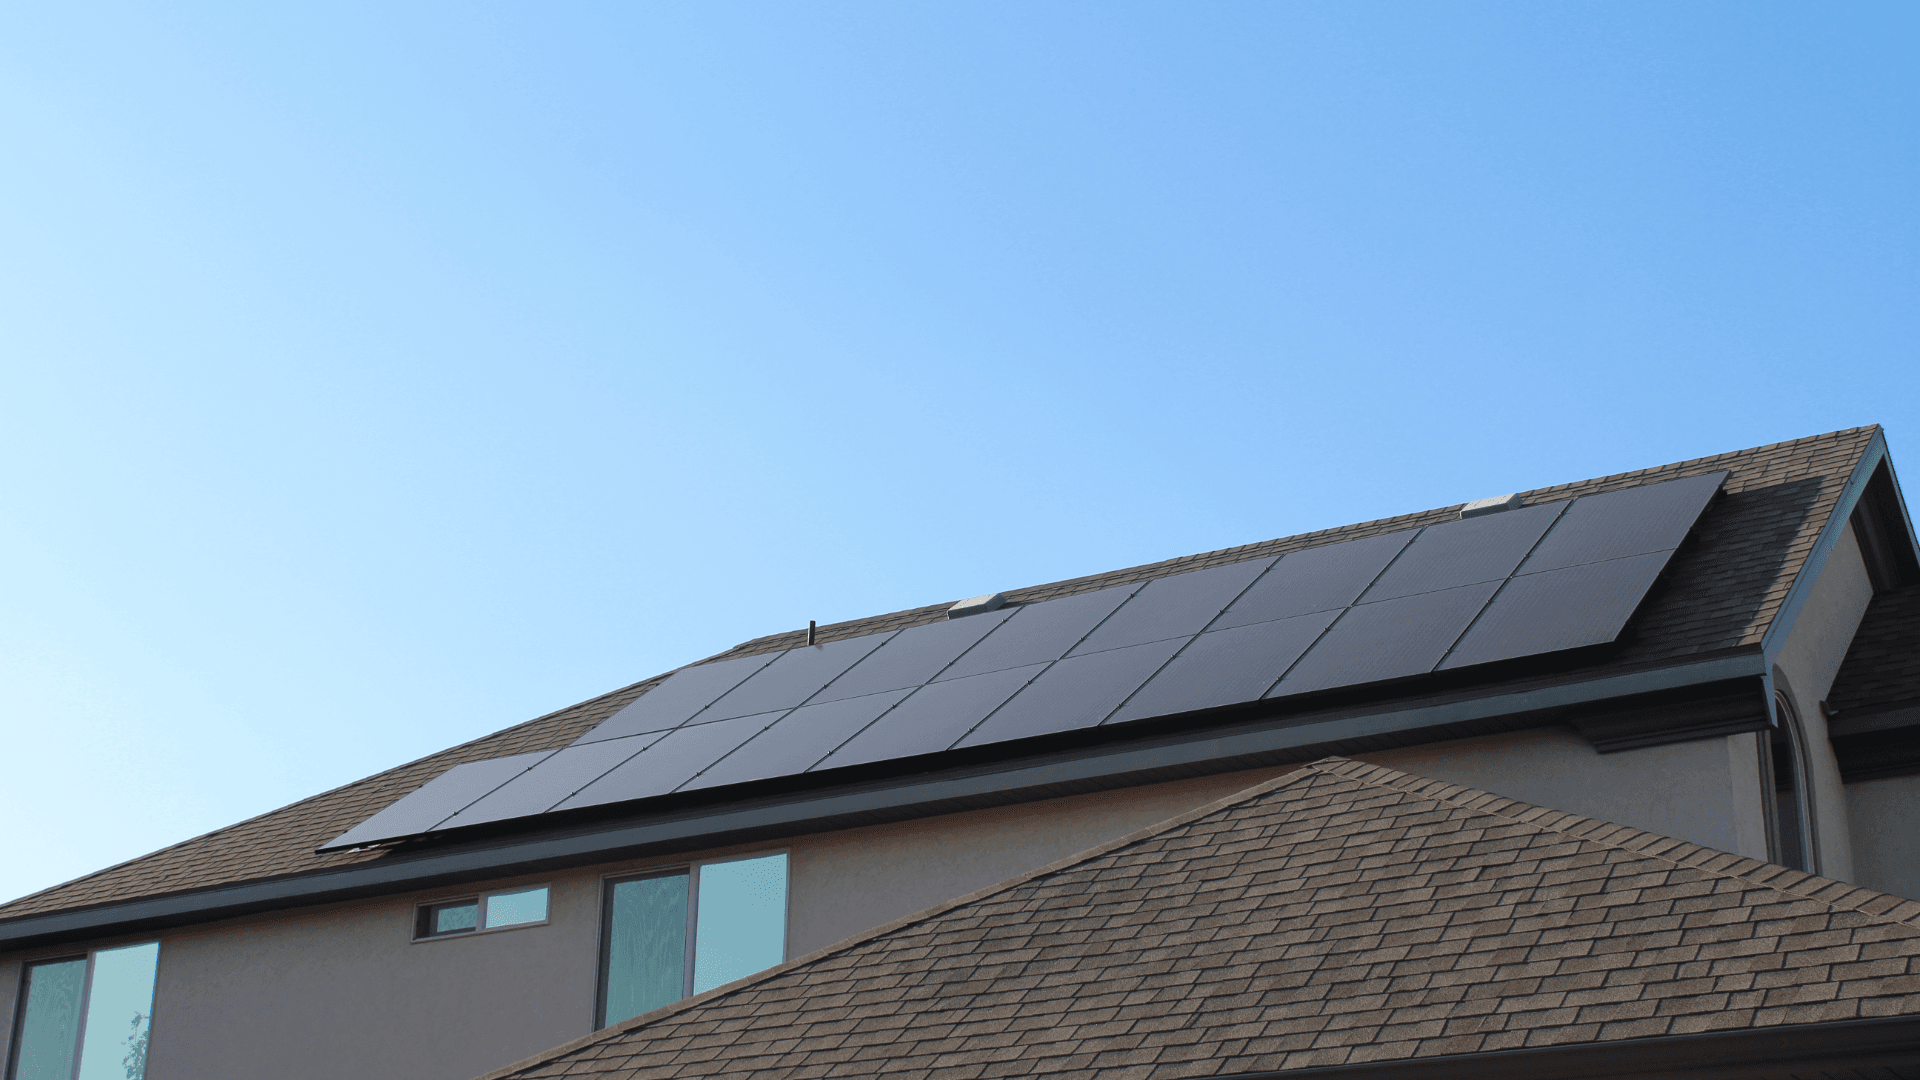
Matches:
[1773,523,1876,883]
[1848,773,1920,900]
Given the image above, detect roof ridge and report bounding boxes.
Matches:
[1309,756,1920,925]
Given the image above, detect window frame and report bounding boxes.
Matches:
[595,849,790,1028]
[1760,691,1821,874]
[6,941,160,1080]
[410,883,552,942]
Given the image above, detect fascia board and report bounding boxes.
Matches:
[0,651,1762,952]
[1760,430,1893,670]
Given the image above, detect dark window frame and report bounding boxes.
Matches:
[410,883,552,942]
[5,942,160,1080]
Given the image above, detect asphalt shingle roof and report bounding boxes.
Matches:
[474,756,1920,1080]
[0,426,1882,923]
[1829,583,1920,719]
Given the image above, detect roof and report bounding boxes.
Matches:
[1829,583,1920,719]
[0,426,1886,927]
[476,756,1920,1080]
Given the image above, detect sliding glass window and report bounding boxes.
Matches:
[598,852,788,1027]
[7,942,160,1080]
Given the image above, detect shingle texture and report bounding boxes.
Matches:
[0,427,1881,923]
[479,756,1920,1080]
[1829,583,1920,717]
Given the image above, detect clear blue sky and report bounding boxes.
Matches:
[2,2,1914,905]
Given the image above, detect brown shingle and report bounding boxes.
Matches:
[0,427,1882,924]
[474,757,1920,1080]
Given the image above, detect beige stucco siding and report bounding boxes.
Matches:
[1848,773,1920,901]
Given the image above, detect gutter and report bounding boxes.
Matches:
[0,649,1764,952]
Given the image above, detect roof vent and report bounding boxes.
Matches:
[1459,493,1524,519]
[948,592,1007,619]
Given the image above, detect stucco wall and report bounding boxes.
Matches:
[1772,523,1876,882]
[1848,773,1920,901]
[1358,726,1769,859]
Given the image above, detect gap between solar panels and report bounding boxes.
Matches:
[318,470,1726,851]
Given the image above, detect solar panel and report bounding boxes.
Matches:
[1517,472,1726,574]
[319,750,554,850]
[814,664,1045,770]
[1106,609,1342,725]
[1068,558,1276,656]
[808,608,1018,704]
[1271,580,1502,697]
[1210,532,1413,631]
[698,631,897,722]
[1440,551,1672,669]
[958,637,1191,748]
[574,652,781,745]
[934,584,1139,681]
[1357,502,1565,604]
[437,736,664,830]
[680,689,915,792]
[558,711,788,812]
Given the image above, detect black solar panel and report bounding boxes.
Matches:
[1068,559,1276,655]
[698,631,897,722]
[814,664,1045,770]
[1106,610,1342,725]
[575,652,781,745]
[438,736,662,829]
[1440,552,1672,669]
[958,637,1191,748]
[1518,472,1726,574]
[319,749,554,850]
[680,690,915,792]
[809,608,1018,704]
[559,711,788,811]
[1357,502,1565,604]
[935,585,1140,682]
[1210,532,1413,631]
[1271,580,1502,697]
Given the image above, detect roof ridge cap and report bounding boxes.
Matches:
[1308,756,1920,928]
[472,763,1330,1080]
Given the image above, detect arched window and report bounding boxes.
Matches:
[1764,692,1819,872]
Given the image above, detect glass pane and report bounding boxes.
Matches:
[602,873,688,1026]
[432,901,478,935]
[75,942,159,1080]
[692,853,787,995]
[483,887,549,928]
[9,958,86,1080]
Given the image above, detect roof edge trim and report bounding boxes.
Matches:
[1760,428,1895,668]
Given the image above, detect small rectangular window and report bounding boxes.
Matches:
[413,886,549,940]
[7,942,159,1080]
[598,852,787,1028]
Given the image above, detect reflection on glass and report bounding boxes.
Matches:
[75,942,159,1080]
[484,887,549,928]
[10,958,86,1080]
[433,901,479,934]
[692,854,787,995]
[602,873,688,1026]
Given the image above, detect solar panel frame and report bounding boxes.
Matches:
[957,637,1191,748]
[1356,502,1566,604]
[437,736,664,830]
[680,689,916,793]
[813,664,1045,771]
[573,651,782,745]
[1270,580,1503,697]
[319,749,555,850]
[1067,558,1276,656]
[1105,609,1343,725]
[696,631,898,722]
[557,711,790,812]
[1516,471,1726,575]
[933,585,1140,682]
[807,608,1018,704]
[1208,532,1414,631]
[1439,551,1673,670]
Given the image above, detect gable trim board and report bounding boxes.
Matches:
[472,757,1920,1080]
[2,428,1906,952]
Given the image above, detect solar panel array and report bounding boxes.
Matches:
[320,471,1726,851]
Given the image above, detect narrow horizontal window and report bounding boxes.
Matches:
[483,886,548,929]
[8,942,159,1080]
[417,899,480,938]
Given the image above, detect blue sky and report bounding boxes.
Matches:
[1,2,1913,904]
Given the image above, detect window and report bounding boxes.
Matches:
[1763,692,1819,873]
[598,852,788,1027]
[7,942,159,1080]
[414,885,549,939]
